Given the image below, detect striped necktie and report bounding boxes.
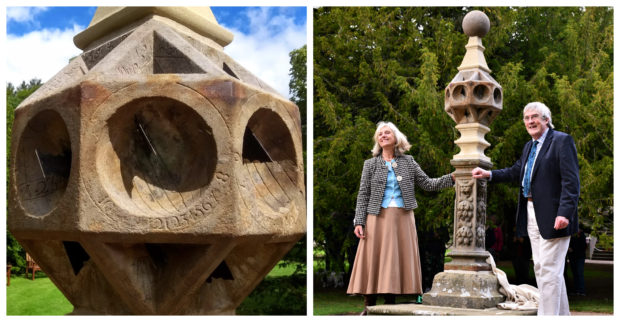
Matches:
[522,140,539,198]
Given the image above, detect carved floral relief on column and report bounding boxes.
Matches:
[455,179,474,247]
[475,179,487,249]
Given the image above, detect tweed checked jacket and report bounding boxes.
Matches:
[354,155,453,227]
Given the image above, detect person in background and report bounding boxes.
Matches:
[486,215,503,262]
[512,233,533,285]
[567,226,586,296]
[491,216,504,261]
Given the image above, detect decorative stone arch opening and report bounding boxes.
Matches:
[99,96,218,216]
[242,108,297,180]
[16,109,72,217]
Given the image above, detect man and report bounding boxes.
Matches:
[472,102,580,315]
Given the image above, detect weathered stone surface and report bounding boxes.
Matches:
[368,303,536,315]
[424,271,504,309]
[424,10,504,310]
[8,7,305,315]
[462,10,490,38]
[445,70,502,126]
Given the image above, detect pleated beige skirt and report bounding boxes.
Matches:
[347,207,422,295]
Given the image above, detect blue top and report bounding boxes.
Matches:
[381,160,404,208]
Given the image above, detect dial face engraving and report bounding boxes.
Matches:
[16,110,72,217]
[98,97,217,216]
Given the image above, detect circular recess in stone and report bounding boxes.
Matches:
[452,85,467,102]
[99,97,217,216]
[242,108,297,183]
[493,87,502,104]
[473,84,490,102]
[16,110,72,217]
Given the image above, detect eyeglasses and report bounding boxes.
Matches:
[523,114,541,122]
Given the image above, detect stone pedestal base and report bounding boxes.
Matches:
[423,270,504,309]
[367,304,536,316]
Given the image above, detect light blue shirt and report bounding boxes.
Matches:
[521,127,549,193]
[381,160,404,208]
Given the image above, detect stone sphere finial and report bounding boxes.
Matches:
[462,10,490,38]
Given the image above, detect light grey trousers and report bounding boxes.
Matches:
[527,201,571,315]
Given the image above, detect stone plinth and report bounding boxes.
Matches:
[8,7,305,315]
[423,271,504,308]
[367,304,536,316]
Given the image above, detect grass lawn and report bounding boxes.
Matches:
[314,261,614,315]
[6,273,73,315]
[6,262,302,315]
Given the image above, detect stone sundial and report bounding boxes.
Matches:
[424,10,504,309]
[8,7,305,314]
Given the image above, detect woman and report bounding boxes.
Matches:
[346,121,454,314]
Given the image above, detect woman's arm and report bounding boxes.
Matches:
[410,158,453,191]
[353,159,373,227]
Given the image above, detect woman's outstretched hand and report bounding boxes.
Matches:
[354,225,365,239]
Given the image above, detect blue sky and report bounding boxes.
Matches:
[5,6,307,97]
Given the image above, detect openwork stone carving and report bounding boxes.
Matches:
[445,70,502,126]
[8,7,305,315]
[475,180,487,248]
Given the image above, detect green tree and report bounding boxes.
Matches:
[6,79,43,272]
[290,44,307,144]
[314,7,613,284]
[277,44,308,275]
[314,7,465,282]
[240,45,308,314]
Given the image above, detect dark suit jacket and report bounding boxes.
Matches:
[491,129,580,239]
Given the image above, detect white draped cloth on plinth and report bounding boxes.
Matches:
[487,255,539,310]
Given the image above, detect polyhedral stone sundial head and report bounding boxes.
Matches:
[445,10,502,128]
[444,10,502,164]
[8,7,305,315]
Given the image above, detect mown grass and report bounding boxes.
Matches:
[314,261,614,315]
[7,262,303,315]
[6,273,73,315]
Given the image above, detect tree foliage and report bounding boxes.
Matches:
[277,44,308,275]
[290,45,307,130]
[6,79,43,272]
[314,7,613,277]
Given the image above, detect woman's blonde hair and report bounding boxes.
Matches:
[371,121,412,157]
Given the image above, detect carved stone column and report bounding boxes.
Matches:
[423,10,504,309]
[8,7,305,315]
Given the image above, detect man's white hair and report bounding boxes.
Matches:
[523,102,554,129]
